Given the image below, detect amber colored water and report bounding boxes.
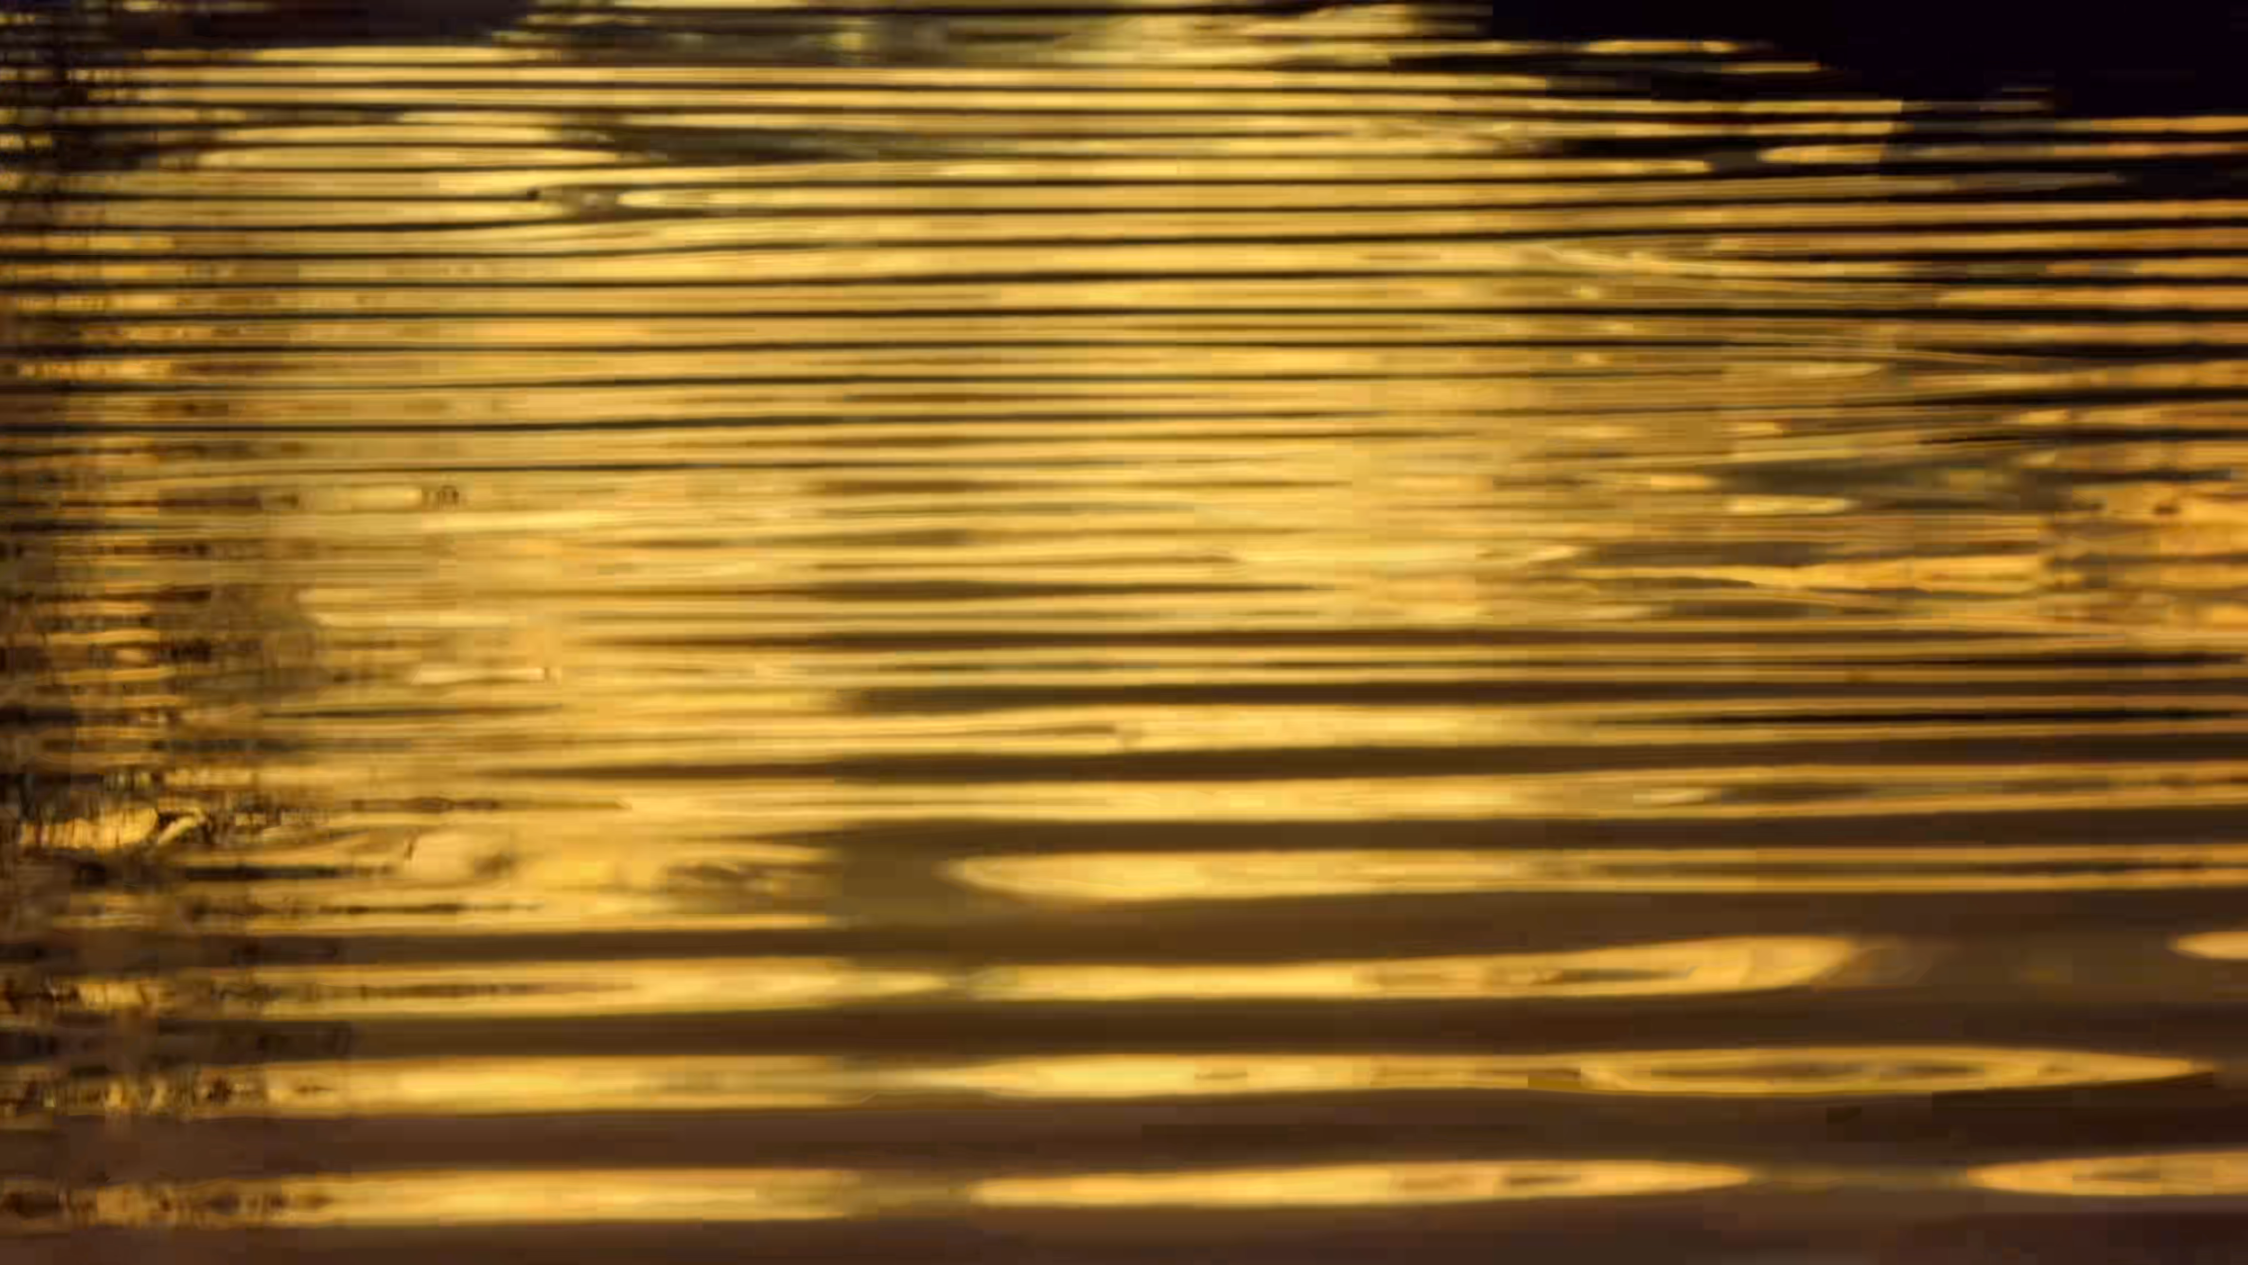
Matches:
[9,3,2248,1261]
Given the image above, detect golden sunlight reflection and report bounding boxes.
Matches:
[11,1043,2197,1122]
[971,938,1861,1002]
[19,1159,1762,1230]
[88,1168,878,1228]
[153,833,839,936]
[13,0,2248,1253]
[1969,1152,2248,1199]
[243,1056,862,1116]
[952,846,2248,902]
[81,958,950,1020]
[970,1160,1756,1208]
[55,937,1858,1022]
[906,1047,2200,1101]
[2168,930,2248,960]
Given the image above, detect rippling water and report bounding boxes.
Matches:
[11,2,2248,1260]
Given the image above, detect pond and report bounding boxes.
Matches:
[6,3,2248,1261]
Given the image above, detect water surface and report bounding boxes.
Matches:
[9,2,2248,1260]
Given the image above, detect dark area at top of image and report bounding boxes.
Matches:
[1492,0,2248,106]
